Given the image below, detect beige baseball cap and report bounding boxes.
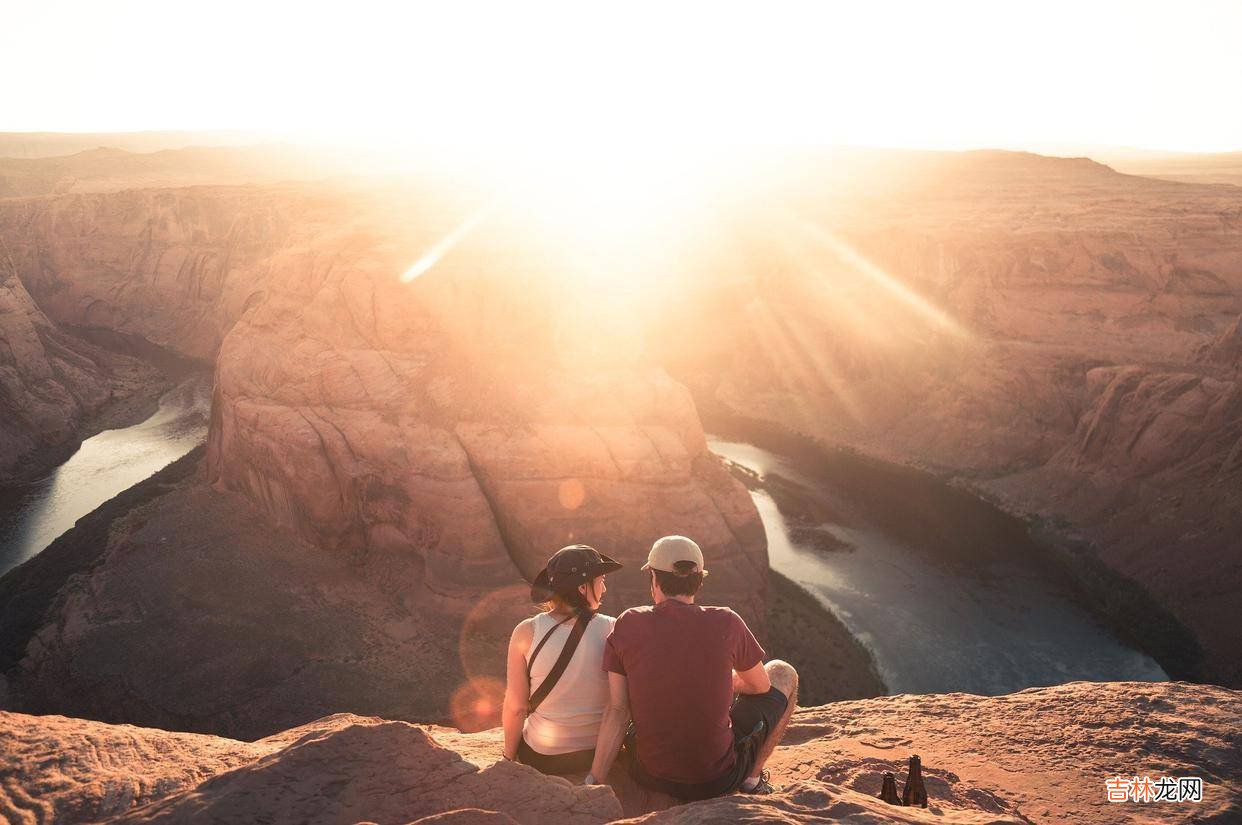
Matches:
[641,535,708,575]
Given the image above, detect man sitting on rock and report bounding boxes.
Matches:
[586,535,798,799]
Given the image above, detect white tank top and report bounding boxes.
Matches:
[523,611,614,755]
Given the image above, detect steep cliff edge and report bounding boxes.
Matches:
[3,682,1237,824]
[3,468,465,738]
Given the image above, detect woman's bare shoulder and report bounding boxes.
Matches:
[510,615,537,650]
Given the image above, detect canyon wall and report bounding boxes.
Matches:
[659,152,1242,685]
[0,183,349,481]
[0,263,162,482]
[0,186,328,359]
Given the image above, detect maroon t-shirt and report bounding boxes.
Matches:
[602,599,765,784]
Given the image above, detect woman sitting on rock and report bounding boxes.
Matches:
[502,544,622,775]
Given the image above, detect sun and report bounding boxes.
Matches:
[497,142,732,254]
[402,141,742,297]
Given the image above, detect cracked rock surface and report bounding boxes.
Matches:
[3,682,1237,824]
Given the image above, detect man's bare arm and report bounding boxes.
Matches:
[733,660,772,695]
[588,672,630,783]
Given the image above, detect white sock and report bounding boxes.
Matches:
[741,775,761,791]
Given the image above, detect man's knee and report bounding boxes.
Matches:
[765,660,798,702]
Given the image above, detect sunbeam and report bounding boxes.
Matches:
[794,218,970,339]
[743,295,866,424]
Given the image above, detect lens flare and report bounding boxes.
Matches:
[458,583,532,684]
[449,677,505,732]
[558,478,586,511]
[401,198,497,283]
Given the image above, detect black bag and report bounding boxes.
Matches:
[525,611,592,714]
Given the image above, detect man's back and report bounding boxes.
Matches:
[603,599,764,783]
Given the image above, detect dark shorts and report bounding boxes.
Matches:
[626,685,790,800]
[516,738,595,776]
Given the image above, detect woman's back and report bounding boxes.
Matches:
[524,611,614,755]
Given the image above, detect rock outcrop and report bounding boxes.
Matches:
[202,189,767,621]
[3,681,1237,824]
[0,709,268,824]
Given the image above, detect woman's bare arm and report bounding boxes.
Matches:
[501,619,534,761]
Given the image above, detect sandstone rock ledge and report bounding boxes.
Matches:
[3,682,1237,824]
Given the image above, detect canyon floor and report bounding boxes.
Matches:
[3,681,1238,824]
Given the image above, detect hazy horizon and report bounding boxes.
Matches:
[1,128,1241,159]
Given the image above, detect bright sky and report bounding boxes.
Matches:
[4,0,1240,152]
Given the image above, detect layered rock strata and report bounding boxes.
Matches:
[0,181,766,740]
[0,186,331,359]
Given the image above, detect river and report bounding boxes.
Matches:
[708,433,1168,696]
[0,375,211,576]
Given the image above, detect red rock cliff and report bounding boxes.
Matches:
[654,151,1242,685]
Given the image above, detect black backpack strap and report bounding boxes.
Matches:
[527,612,592,714]
[526,613,574,678]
